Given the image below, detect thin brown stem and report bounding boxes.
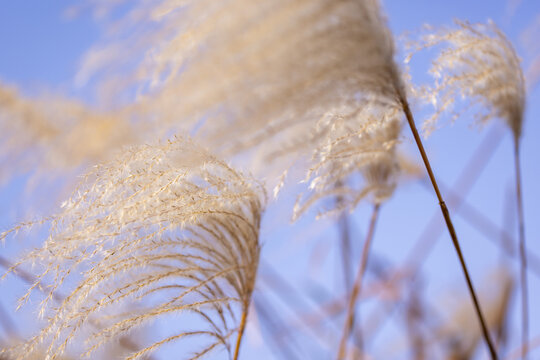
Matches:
[362,127,507,344]
[336,186,364,356]
[233,306,248,360]
[400,98,498,360]
[499,185,516,266]
[514,140,528,360]
[337,203,380,360]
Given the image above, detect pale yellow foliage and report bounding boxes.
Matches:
[1,137,265,360]
[76,0,408,217]
[0,83,134,182]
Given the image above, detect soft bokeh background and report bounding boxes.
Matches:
[0,0,539,359]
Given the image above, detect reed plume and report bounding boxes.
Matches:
[0,82,134,183]
[411,20,527,359]
[293,104,402,220]
[409,20,525,138]
[75,0,405,188]
[1,136,265,360]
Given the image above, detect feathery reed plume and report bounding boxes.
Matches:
[410,20,527,358]
[316,2,497,358]
[0,347,72,360]
[1,136,265,360]
[293,104,402,220]
[1,336,144,360]
[408,20,525,138]
[75,0,405,189]
[77,0,404,138]
[0,83,134,183]
[337,202,380,360]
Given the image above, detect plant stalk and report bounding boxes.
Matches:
[337,203,380,360]
[400,98,498,360]
[233,307,249,360]
[514,140,528,360]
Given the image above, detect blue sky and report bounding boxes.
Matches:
[1,0,539,359]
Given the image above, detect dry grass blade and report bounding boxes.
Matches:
[1,136,265,360]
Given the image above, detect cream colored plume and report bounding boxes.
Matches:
[1,137,265,360]
[0,83,134,183]
[293,103,402,220]
[409,20,525,139]
[77,0,407,217]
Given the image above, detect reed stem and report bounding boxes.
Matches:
[513,140,528,360]
[233,307,249,360]
[400,97,498,360]
[337,203,380,360]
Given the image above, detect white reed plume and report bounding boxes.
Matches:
[0,83,134,183]
[74,0,407,218]
[0,337,143,360]
[1,136,265,360]
[409,20,525,139]
[78,0,406,129]
[293,103,402,220]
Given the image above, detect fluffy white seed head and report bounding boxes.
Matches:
[74,0,407,218]
[0,83,134,183]
[1,137,265,360]
[1,0,407,222]
[79,0,406,138]
[293,102,402,220]
[409,20,525,139]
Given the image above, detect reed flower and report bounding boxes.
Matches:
[409,20,525,139]
[0,83,134,183]
[76,0,407,218]
[293,103,402,220]
[1,137,265,360]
